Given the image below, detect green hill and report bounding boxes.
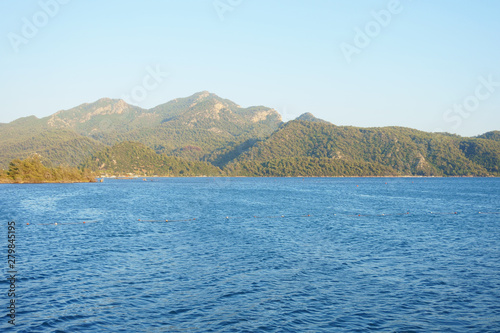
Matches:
[296,112,330,124]
[0,93,498,177]
[82,141,221,176]
[225,157,395,177]
[0,129,104,169]
[227,120,500,177]
[477,131,500,142]
[0,155,95,184]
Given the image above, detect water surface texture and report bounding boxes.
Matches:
[1,177,499,332]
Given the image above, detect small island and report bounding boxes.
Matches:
[0,155,95,184]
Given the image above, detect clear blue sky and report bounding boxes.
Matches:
[1,0,499,136]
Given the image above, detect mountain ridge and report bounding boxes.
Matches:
[226,119,500,176]
[0,92,499,176]
[0,92,283,167]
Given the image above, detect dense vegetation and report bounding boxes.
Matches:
[228,120,500,177]
[226,157,395,177]
[477,131,500,142]
[0,92,280,168]
[82,142,221,176]
[0,129,104,169]
[0,155,95,183]
[0,92,498,178]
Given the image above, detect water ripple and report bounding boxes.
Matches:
[0,178,499,332]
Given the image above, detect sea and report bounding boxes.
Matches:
[1,177,499,332]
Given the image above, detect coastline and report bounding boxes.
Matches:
[0,179,96,184]
[1,174,497,184]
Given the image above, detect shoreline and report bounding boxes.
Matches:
[0,179,96,184]
[99,175,498,179]
[1,175,498,184]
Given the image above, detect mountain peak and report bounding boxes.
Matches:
[296,112,329,123]
[45,98,142,133]
[96,97,113,103]
[194,90,211,97]
[191,91,214,101]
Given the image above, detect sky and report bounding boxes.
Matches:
[0,0,499,137]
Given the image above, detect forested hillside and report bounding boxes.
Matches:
[227,120,500,177]
[0,129,104,169]
[82,142,221,176]
[0,93,498,177]
[0,91,281,168]
[0,155,95,183]
[477,131,500,142]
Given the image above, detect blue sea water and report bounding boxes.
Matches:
[0,177,499,332]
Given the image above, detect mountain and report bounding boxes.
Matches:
[122,91,282,162]
[0,92,282,168]
[44,98,150,135]
[1,94,499,177]
[295,112,330,124]
[226,120,500,177]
